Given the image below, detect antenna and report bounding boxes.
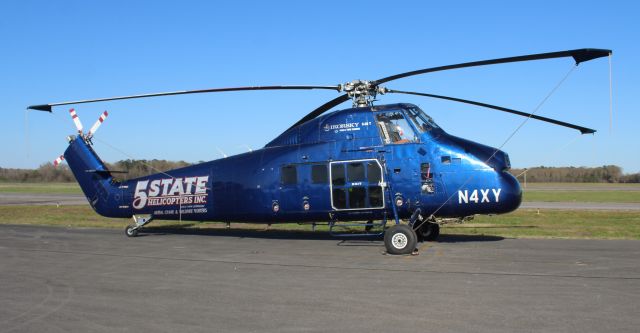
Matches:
[237,144,253,152]
[215,147,227,158]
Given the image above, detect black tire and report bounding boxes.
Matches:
[125,225,138,238]
[418,222,440,242]
[384,224,417,255]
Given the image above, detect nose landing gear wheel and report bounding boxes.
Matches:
[384,224,417,255]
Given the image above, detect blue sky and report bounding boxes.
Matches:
[1,1,638,173]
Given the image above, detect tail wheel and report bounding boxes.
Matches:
[417,222,440,242]
[384,224,417,255]
[125,225,138,237]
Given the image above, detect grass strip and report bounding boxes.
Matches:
[522,191,640,203]
[1,205,638,240]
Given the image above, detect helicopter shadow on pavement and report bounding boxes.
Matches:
[137,224,505,244]
[140,224,371,242]
[435,234,505,243]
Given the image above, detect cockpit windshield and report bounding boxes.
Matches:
[375,111,417,144]
[406,107,440,133]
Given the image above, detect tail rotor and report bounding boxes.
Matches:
[52,108,109,166]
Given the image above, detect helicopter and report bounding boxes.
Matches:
[28,48,611,255]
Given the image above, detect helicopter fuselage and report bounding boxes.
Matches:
[64,103,522,224]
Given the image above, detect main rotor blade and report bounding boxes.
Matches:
[288,94,351,130]
[374,48,611,85]
[28,85,341,112]
[387,89,596,134]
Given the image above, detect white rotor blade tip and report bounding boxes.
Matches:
[88,110,109,137]
[53,155,65,167]
[69,108,83,134]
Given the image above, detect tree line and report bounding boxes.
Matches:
[509,165,640,183]
[0,159,191,182]
[1,161,639,183]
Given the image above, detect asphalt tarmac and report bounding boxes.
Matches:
[1,224,639,332]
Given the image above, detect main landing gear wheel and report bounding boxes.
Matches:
[384,224,417,255]
[125,225,138,237]
[417,222,440,242]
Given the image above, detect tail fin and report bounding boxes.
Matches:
[64,135,130,218]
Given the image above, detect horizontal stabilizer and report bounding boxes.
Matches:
[85,170,128,174]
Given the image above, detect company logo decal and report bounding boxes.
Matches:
[323,121,372,133]
[133,176,209,210]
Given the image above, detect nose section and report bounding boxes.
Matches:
[493,150,511,171]
[497,170,522,213]
[472,145,511,171]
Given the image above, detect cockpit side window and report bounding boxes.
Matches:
[375,111,416,144]
[406,107,439,133]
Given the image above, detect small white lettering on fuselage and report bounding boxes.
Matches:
[457,188,501,204]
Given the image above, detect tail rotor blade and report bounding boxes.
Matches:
[53,155,65,167]
[69,108,83,134]
[88,111,109,138]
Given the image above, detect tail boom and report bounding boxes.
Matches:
[64,135,131,218]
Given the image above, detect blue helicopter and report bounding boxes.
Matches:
[29,48,610,254]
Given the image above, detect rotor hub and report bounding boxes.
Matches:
[339,80,387,108]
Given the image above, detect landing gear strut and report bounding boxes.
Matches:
[410,209,440,242]
[125,215,153,237]
[364,220,374,232]
[416,222,440,242]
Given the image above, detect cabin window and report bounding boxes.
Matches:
[331,164,345,186]
[369,186,383,207]
[332,188,347,209]
[375,111,416,144]
[421,163,433,179]
[367,162,382,183]
[348,187,366,208]
[330,160,385,210]
[421,162,435,194]
[281,165,297,185]
[347,163,365,182]
[441,156,451,164]
[311,164,328,184]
